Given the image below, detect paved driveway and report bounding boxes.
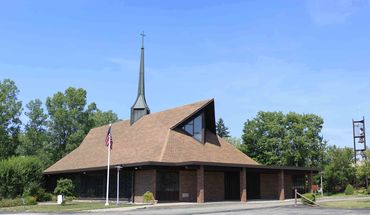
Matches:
[86,200,370,215]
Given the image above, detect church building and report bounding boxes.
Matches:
[44,36,317,203]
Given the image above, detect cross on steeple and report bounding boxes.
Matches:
[140,31,146,48]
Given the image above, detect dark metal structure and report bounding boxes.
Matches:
[352,116,368,188]
[130,31,150,125]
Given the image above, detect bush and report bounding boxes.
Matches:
[24,196,37,205]
[23,182,52,202]
[54,178,74,197]
[301,193,316,205]
[35,189,53,202]
[367,186,370,195]
[0,156,43,198]
[0,198,22,208]
[143,191,155,203]
[344,184,354,195]
[23,181,40,197]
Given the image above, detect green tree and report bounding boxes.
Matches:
[216,118,230,138]
[88,103,119,128]
[0,79,22,159]
[17,99,49,156]
[240,111,326,167]
[46,87,95,161]
[45,87,119,162]
[355,150,370,188]
[226,136,242,146]
[323,146,355,193]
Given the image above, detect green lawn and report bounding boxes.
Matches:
[0,202,133,213]
[321,199,370,209]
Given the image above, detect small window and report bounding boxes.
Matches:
[181,112,204,142]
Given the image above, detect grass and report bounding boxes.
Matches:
[0,202,133,213]
[321,199,370,209]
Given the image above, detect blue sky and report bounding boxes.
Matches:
[1,0,370,147]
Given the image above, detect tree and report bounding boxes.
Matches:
[226,136,242,146]
[17,99,48,156]
[240,111,326,167]
[355,150,370,188]
[46,87,95,161]
[88,103,119,128]
[323,146,355,193]
[0,79,22,159]
[45,87,119,162]
[216,118,230,138]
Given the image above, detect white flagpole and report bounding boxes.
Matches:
[105,124,112,206]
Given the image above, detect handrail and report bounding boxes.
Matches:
[294,189,320,207]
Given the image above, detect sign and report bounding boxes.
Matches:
[311,185,319,191]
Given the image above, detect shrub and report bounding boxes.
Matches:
[23,182,52,202]
[367,186,370,195]
[35,189,53,202]
[0,198,22,208]
[301,193,315,205]
[143,191,155,203]
[23,182,40,197]
[54,178,74,197]
[0,156,43,198]
[24,196,37,205]
[344,184,354,195]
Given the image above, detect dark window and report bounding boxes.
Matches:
[181,112,204,142]
[156,171,179,201]
[292,175,306,193]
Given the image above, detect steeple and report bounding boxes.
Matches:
[130,32,150,125]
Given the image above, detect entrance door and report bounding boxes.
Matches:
[247,173,260,199]
[224,172,240,200]
[156,170,179,201]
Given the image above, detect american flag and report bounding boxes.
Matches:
[105,124,113,150]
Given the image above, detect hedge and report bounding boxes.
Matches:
[0,156,43,198]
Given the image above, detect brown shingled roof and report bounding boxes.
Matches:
[44,99,259,174]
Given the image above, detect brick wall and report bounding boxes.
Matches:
[205,171,224,201]
[134,169,156,203]
[260,173,278,199]
[179,170,197,202]
[284,174,293,199]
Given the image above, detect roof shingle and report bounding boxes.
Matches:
[44,99,258,174]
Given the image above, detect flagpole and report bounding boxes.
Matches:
[105,123,112,206]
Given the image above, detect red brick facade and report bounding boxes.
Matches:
[205,171,224,202]
[179,170,197,202]
[260,173,279,199]
[132,168,305,203]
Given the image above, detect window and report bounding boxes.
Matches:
[181,112,204,142]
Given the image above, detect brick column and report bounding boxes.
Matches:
[197,165,204,203]
[240,168,247,202]
[278,169,285,200]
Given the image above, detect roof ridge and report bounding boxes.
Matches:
[159,130,171,161]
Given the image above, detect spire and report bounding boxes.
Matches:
[130,31,150,125]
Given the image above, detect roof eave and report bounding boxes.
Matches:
[43,161,319,175]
